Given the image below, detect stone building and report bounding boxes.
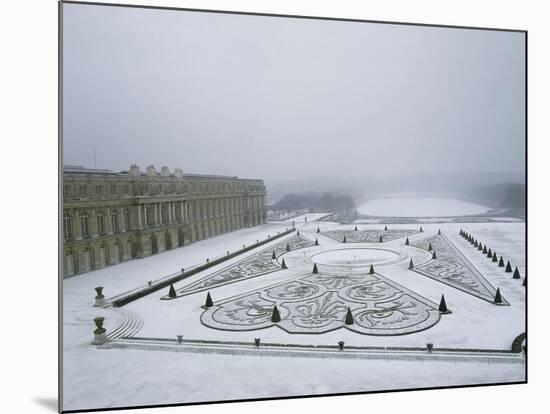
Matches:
[62,164,267,277]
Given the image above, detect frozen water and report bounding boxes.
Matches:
[357,196,492,217]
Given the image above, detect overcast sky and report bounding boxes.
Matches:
[63,4,525,181]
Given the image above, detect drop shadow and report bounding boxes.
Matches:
[34,397,58,412]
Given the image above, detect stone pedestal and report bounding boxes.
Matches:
[93,286,105,307]
[92,317,108,345]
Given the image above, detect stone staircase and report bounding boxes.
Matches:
[108,308,144,340]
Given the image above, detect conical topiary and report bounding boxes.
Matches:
[297,230,300,236]
[354,225,358,231]
[316,227,320,233]
[438,229,441,235]
[384,225,388,231]
[281,258,287,269]
[505,261,512,272]
[205,292,213,308]
[483,245,487,254]
[168,284,176,298]
[493,288,503,304]
[272,251,276,260]
[343,236,347,243]
[369,264,375,274]
[428,242,433,251]
[408,258,414,270]
[271,305,281,323]
[312,263,318,274]
[432,250,437,260]
[379,235,383,243]
[487,248,492,258]
[438,294,449,313]
[513,267,521,279]
[420,226,423,233]
[474,239,478,247]
[498,256,505,267]
[345,307,354,325]
[492,252,498,262]
[405,237,409,246]
[460,229,463,236]
[315,238,319,246]
[478,243,483,251]
[286,243,291,252]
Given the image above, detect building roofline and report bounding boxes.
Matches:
[62,166,263,181]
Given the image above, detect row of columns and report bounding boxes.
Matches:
[65,194,265,241]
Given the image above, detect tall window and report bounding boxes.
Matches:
[97,211,105,234]
[125,208,131,230]
[161,204,167,224]
[111,209,119,233]
[80,212,90,238]
[145,206,152,226]
[63,213,73,240]
[96,185,103,194]
[111,184,117,194]
[79,185,87,196]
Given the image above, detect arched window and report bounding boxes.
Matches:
[113,241,121,264]
[82,247,91,270]
[65,250,74,276]
[126,239,132,259]
[63,212,73,240]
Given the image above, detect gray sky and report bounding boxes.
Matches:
[63,4,525,181]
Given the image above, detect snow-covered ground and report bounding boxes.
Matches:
[62,213,525,412]
[357,197,492,217]
[63,348,524,410]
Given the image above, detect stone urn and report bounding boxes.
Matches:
[93,286,105,307]
[91,316,108,345]
[338,341,345,351]
[254,338,261,347]
[177,335,183,344]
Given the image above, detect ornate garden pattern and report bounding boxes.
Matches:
[412,234,508,305]
[321,229,417,243]
[168,234,316,298]
[201,271,444,335]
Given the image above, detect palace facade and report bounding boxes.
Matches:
[62,164,267,277]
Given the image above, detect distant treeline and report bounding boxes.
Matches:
[467,183,525,209]
[270,192,356,214]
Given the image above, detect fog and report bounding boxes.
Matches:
[63,4,525,184]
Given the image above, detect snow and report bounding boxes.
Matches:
[62,213,525,411]
[357,197,492,217]
[63,348,524,411]
[311,248,399,266]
